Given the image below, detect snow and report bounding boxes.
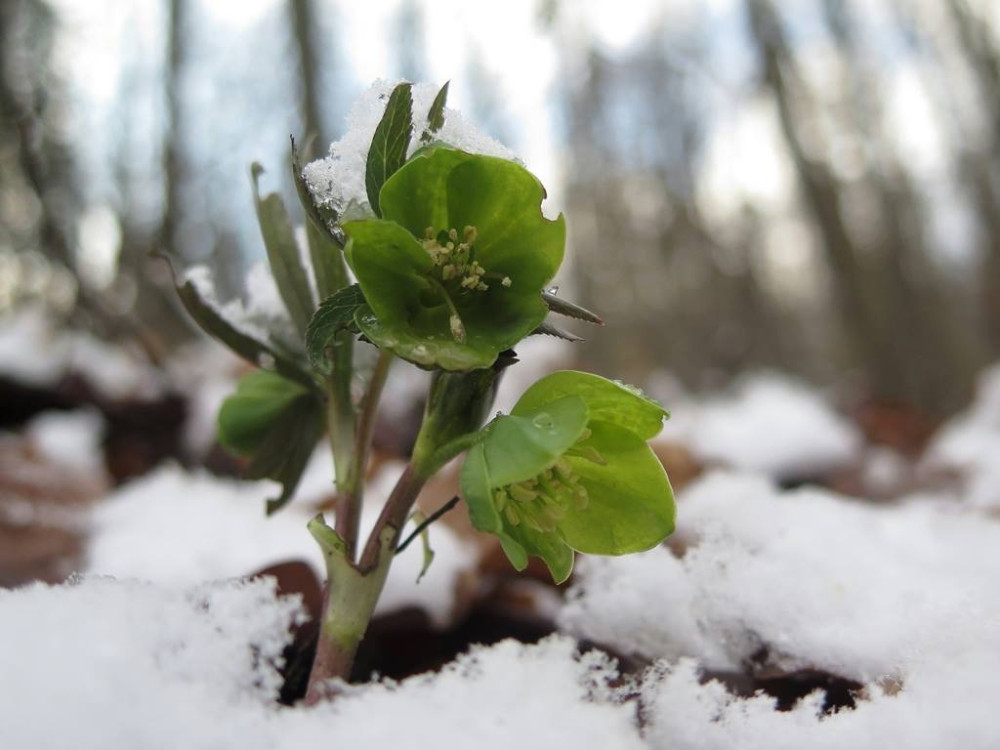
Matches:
[303,80,517,215]
[84,461,477,627]
[0,576,302,750]
[183,262,297,348]
[0,578,643,750]
[561,469,1000,748]
[0,305,163,399]
[923,362,1000,507]
[662,374,862,479]
[23,409,106,476]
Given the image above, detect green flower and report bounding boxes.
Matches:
[459,371,675,583]
[343,145,565,371]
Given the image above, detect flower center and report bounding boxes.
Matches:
[493,431,605,533]
[421,225,512,343]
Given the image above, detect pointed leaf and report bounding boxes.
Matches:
[542,290,604,326]
[173,272,317,391]
[251,163,316,334]
[420,81,449,142]
[366,83,413,216]
[292,137,349,300]
[305,284,366,373]
[531,320,583,342]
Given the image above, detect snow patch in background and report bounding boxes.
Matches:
[924,361,1000,507]
[0,306,163,399]
[24,409,106,475]
[303,80,517,215]
[663,374,861,479]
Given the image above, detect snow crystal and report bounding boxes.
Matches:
[303,80,517,215]
[0,576,302,750]
[663,374,861,479]
[84,461,476,627]
[24,409,106,476]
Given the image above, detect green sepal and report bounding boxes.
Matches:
[479,395,588,487]
[306,284,367,373]
[251,163,316,336]
[512,370,667,440]
[366,82,413,216]
[558,421,675,555]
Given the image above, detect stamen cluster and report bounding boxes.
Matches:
[493,456,590,533]
[420,224,512,343]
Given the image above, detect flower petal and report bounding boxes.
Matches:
[480,395,588,487]
[445,157,565,291]
[513,370,667,440]
[378,146,473,237]
[557,421,675,555]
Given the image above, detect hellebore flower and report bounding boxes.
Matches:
[343,145,565,371]
[459,371,675,583]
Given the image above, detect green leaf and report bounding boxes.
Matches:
[366,82,413,216]
[305,284,366,373]
[420,81,449,142]
[557,421,675,555]
[291,137,349,301]
[218,370,309,456]
[173,273,317,391]
[251,163,316,335]
[481,395,588,486]
[247,395,325,515]
[291,136,341,243]
[217,369,325,515]
[513,371,667,441]
[542,290,604,326]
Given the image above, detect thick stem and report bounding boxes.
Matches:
[305,521,396,704]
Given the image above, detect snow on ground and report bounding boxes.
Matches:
[84,459,476,627]
[0,306,164,399]
[923,362,1000,507]
[561,470,1000,748]
[661,373,862,480]
[0,577,642,750]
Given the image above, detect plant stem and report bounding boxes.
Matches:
[332,350,393,558]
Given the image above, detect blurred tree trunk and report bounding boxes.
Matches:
[745,0,967,410]
[289,0,325,144]
[946,0,1000,356]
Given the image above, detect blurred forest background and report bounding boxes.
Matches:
[2,0,999,418]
